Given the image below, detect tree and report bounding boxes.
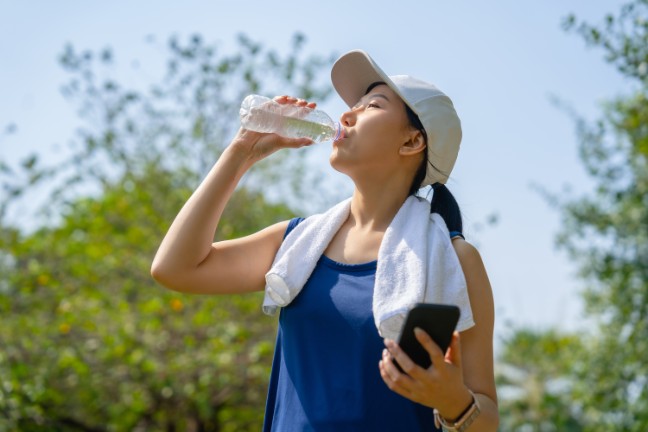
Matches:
[498,1,648,430]
[0,34,336,431]
[557,2,648,429]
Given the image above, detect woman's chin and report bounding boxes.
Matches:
[329,153,346,175]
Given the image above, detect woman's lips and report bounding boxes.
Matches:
[334,127,348,142]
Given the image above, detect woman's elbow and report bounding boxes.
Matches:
[150,262,164,283]
[150,260,183,292]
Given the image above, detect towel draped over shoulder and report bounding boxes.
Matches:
[263,195,474,341]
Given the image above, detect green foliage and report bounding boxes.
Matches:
[0,167,291,431]
[558,2,648,430]
[497,329,586,431]
[0,33,335,431]
[499,1,648,430]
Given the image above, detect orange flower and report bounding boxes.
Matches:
[170,299,183,312]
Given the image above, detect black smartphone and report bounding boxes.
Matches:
[393,303,460,372]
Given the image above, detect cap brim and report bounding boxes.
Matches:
[332,50,421,119]
[331,50,395,108]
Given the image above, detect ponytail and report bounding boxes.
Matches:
[430,183,463,235]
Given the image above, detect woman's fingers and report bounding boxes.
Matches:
[379,348,417,397]
[273,95,292,104]
[414,327,447,369]
[383,339,422,377]
[273,95,317,109]
[380,331,467,409]
[445,331,463,369]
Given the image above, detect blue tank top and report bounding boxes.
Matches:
[263,218,441,431]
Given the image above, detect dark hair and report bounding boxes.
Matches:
[365,82,463,235]
[406,105,463,234]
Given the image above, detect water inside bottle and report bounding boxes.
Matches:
[250,107,339,142]
[282,116,336,141]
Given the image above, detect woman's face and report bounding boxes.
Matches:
[330,84,415,182]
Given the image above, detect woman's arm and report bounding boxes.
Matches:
[151,97,316,295]
[447,238,499,430]
[379,238,499,431]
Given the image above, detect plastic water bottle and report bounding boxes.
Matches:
[239,94,343,142]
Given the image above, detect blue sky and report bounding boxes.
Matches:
[1,0,632,343]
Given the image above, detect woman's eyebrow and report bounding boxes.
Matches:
[370,93,390,102]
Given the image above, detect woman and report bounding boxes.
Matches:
[152,50,498,431]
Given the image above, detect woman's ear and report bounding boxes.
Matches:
[399,130,426,156]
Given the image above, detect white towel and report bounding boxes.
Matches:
[263,195,475,340]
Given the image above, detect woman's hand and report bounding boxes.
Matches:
[379,329,473,420]
[230,96,318,167]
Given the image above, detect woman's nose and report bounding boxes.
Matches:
[340,109,356,127]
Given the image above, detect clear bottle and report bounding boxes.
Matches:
[239,94,343,142]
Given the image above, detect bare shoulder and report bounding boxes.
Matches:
[451,237,494,310]
[451,237,484,269]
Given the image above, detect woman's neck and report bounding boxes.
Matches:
[348,181,411,232]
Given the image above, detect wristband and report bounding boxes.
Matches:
[433,390,481,432]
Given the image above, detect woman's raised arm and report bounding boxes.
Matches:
[151,105,315,295]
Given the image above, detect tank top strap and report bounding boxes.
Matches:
[284,217,305,239]
[449,230,465,240]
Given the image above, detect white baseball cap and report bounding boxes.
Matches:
[331,49,462,186]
